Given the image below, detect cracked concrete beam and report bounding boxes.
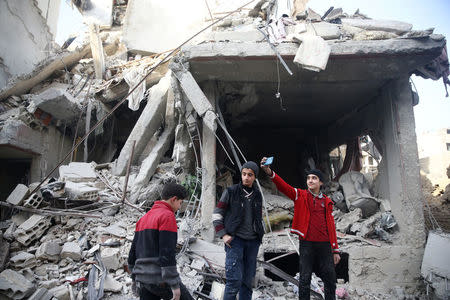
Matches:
[170,62,213,117]
[113,71,171,176]
[133,125,176,191]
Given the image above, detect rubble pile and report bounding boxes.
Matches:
[0,0,448,299]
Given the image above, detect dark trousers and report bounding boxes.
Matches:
[139,282,194,300]
[298,240,336,300]
[224,236,261,300]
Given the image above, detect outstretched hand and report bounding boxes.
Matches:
[260,157,273,176]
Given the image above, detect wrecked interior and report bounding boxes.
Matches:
[1,0,450,299]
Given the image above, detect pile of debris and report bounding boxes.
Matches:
[0,1,448,299]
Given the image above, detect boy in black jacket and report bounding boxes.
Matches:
[212,161,264,300]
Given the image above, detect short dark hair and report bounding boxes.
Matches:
[161,182,188,200]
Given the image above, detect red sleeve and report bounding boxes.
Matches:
[271,171,299,201]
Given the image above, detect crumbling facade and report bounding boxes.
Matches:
[0,0,449,299]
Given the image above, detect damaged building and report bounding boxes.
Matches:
[1,0,450,299]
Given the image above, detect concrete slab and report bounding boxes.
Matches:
[0,120,43,155]
[341,18,412,35]
[30,83,82,121]
[189,239,225,269]
[421,231,450,279]
[6,184,29,206]
[113,71,171,176]
[59,162,97,182]
[0,269,35,299]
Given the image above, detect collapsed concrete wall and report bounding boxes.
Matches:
[0,0,54,89]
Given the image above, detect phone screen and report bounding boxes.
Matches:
[264,157,273,165]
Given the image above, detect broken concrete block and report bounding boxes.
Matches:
[28,288,52,300]
[340,18,412,35]
[23,192,44,208]
[6,184,29,206]
[64,181,99,201]
[49,284,70,300]
[60,242,82,261]
[210,281,225,300]
[190,258,206,271]
[10,252,37,269]
[15,214,51,246]
[59,162,97,182]
[293,34,330,72]
[29,83,82,121]
[421,231,450,280]
[101,248,121,270]
[113,71,171,176]
[0,269,35,299]
[0,238,9,271]
[189,240,225,269]
[102,275,122,293]
[103,224,127,238]
[339,171,379,217]
[38,279,59,289]
[36,241,61,262]
[336,208,362,233]
[4,222,17,241]
[34,264,59,278]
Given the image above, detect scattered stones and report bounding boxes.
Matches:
[60,242,82,261]
[0,269,35,299]
[336,208,363,233]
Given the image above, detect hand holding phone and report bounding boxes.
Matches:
[264,157,273,165]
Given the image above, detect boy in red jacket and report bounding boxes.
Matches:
[260,157,340,300]
[128,182,194,300]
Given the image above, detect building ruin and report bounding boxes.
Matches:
[0,0,449,299]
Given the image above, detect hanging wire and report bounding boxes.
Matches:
[30,0,258,195]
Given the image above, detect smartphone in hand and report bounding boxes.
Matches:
[264,157,274,165]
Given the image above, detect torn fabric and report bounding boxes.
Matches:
[123,65,147,110]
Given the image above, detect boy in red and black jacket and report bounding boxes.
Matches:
[128,182,194,300]
[261,157,340,300]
